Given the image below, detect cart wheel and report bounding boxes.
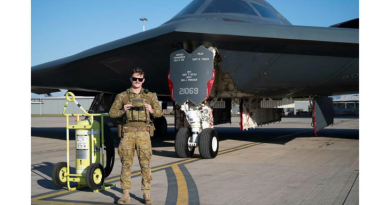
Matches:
[52,162,68,188]
[86,163,104,190]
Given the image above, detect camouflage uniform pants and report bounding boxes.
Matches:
[118,130,152,190]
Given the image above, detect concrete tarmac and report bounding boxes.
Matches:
[31,116,359,205]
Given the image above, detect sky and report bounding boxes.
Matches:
[31,0,359,97]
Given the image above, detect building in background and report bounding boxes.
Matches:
[31,96,169,115]
[293,101,311,116]
[31,97,95,115]
[333,95,359,115]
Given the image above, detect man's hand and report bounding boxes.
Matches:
[144,103,154,114]
[123,104,132,111]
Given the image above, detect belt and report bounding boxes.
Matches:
[122,126,149,132]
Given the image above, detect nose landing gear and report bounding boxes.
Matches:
[174,102,219,159]
[169,45,219,159]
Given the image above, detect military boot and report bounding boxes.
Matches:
[143,190,153,204]
[117,189,131,204]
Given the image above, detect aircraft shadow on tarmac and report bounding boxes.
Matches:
[32,125,358,159]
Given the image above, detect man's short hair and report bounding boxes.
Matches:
[131,68,145,77]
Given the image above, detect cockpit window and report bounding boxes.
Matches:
[173,0,205,18]
[251,3,277,19]
[203,0,258,16]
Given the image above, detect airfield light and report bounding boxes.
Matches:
[140,17,148,32]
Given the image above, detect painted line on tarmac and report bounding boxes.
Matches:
[342,173,359,205]
[31,129,311,205]
[32,199,101,205]
[164,164,199,205]
[172,164,189,205]
[165,167,178,205]
[32,190,70,201]
[179,164,200,205]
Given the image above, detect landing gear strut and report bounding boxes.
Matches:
[174,102,219,159]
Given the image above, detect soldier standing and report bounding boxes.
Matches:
[109,68,163,204]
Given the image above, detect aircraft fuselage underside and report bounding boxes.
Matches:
[165,45,341,159]
[217,49,358,98]
[83,44,351,159]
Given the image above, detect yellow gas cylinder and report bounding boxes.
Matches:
[74,119,101,185]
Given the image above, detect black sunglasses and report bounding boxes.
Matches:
[132,77,144,82]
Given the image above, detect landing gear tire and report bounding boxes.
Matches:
[175,128,195,158]
[86,163,104,190]
[199,128,219,159]
[52,162,68,188]
[154,116,168,136]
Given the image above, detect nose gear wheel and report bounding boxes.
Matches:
[175,128,195,158]
[199,128,219,159]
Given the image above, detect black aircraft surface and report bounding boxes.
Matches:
[32,0,359,159]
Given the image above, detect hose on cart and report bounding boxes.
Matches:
[103,123,115,178]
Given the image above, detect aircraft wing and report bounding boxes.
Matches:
[32,18,358,97]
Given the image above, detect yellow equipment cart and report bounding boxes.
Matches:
[51,92,115,192]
